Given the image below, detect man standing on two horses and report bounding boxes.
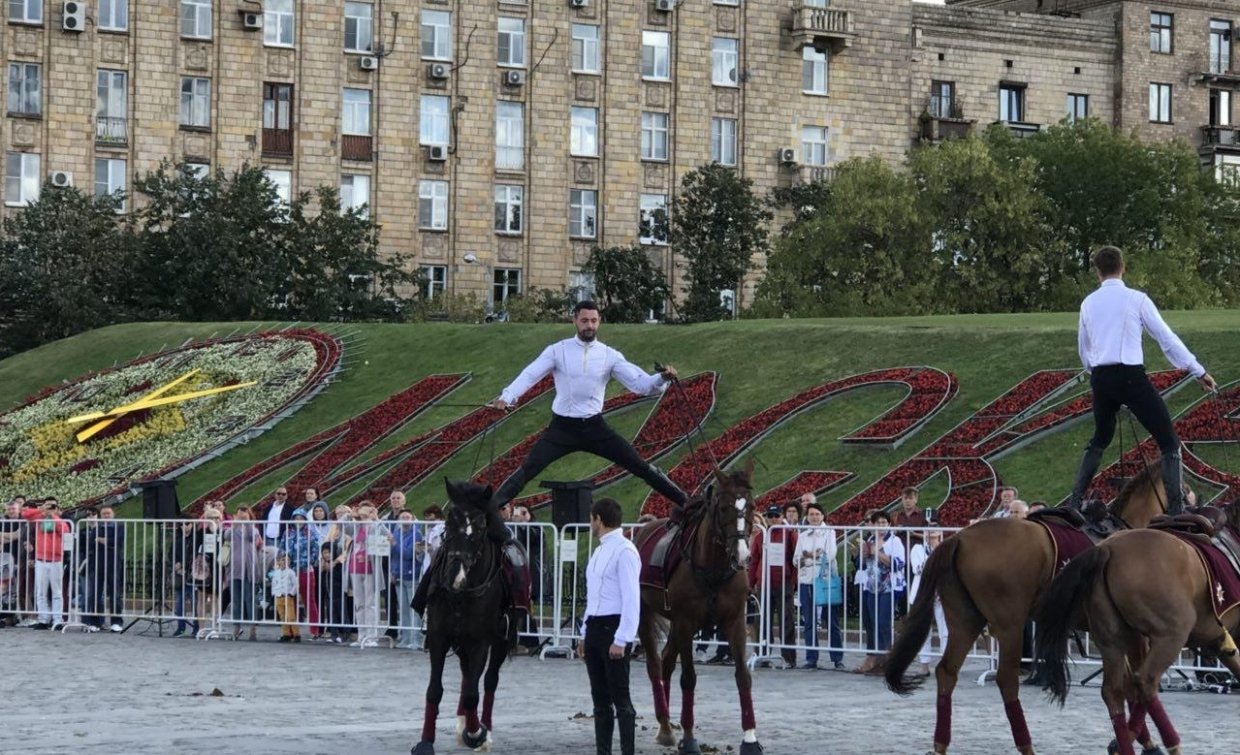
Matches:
[486,300,689,513]
[1068,246,1217,515]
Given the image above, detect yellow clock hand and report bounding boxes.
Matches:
[64,369,204,424]
[71,381,258,443]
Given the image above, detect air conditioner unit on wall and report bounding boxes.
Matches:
[50,171,73,188]
[569,0,588,7]
[428,63,450,80]
[655,0,675,12]
[62,1,85,32]
[427,145,448,162]
[359,56,379,71]
[504,70,525,87]
[241,11,262,31]
[778,148,797,165]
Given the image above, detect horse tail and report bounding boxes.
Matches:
[885,535,961,696]
[1035,546,1110,707]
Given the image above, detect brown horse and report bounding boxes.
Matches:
[1035,506,1240,755]
[884,465,1170,755]
[633,462,762,755]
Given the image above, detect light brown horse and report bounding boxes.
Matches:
[884,465,1170,755]
[633,462,762,755]
[1035,506,1240,755]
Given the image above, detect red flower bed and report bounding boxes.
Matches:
[755,471,854,510]
[69,458,102,475]
[842,368,957,445]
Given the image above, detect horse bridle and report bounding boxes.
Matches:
[691,484,754,588]
[437,507,495,596]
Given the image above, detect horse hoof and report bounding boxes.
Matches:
[411,741,435,755]
[656,729,677,747]
[677,738,702,755]
[738,741,764,755]
[1141,748,1166,755]
[462,725,489,751]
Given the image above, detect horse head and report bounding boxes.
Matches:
[1108,463,1168,528]
[700,459,756,571]
[439,478,495,593]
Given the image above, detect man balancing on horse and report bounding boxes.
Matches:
[1068,245,1217,516]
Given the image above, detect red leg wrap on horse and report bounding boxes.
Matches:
[1004,700,1032,750]
[933,693,952,749]
[1147,698,1180,749]
[738,687,756,732]
[482,690,496,731]
[1126,701,1148,741]
[421,703,439,742]
[1110,713,1137,755]
[464,709,480,733]
[680,688,695,733]
[651,679,669,720]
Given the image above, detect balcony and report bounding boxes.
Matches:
[341,134,373,161]
[918,98,973,143]
[95,116,127,147]
[1199,55,1240,87]
[798,165,837,184]
[1201,125,1240,152]
[790,4,855,53]
[262,128,293,157]
[993,120,1041,139]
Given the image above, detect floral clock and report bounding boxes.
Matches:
[0,329,341,508]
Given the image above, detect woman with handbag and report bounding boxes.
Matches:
[793,500,838,670]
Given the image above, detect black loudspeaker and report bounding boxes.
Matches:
[140,479,181,520]
[541,480,594,529]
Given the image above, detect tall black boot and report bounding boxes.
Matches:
[593,709,615,755]
[410,566,434,616]
[1068,445,1106,509]
[1161,449,1185,515]
[617,709,636,755]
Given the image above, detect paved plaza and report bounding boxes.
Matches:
[3,629,1234,755]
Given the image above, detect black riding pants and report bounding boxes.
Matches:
[1086,365,1179,453]
[493,414,687,507]
[584,615,635,755]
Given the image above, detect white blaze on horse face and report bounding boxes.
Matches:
[453,563,467,589]
[734,497,749,563]
[466,523,474,537]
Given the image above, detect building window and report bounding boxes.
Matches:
[94,158,127,211]
[264,0,294,47]
[1149,82,1172,123]
[7,63,40,116]
[712,38,739,87]
[341,174,370,217]
[180,0,211,39]
[1149,12,1173,54]
[421,10,452,60]
[497,17,526,67]
[641,111,669,161]
[570,106,598,157]
[421,265,447,300]
[641,31,670,80]
[1211,89,1232,127]
[930,80,955,118]
[568,271,595,303]
[98,0,127,31]
[186,162,210,179]
[179,77,210,128]
[264,168,291,205]
[420,95,450,146]
[419,180,448,230]
[802,47,828,95]
[1066,93,1088,123]
[345,2,374,52]
[494,184,523,234]
[640,193,667,245]
[998,83,1025,123]
[96,69,127,144]
[4,152,38,206]
[572,24,600,73]
[569,189,597,238]
[711,117,736,166]
[800,126,828,166]
[493,268,521,308]
[496,101,524,171]
[1210,20,1232,75]
[342,88,371,135]
[9,0,41,23]
[263,82,292,130]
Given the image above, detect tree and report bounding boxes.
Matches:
[670,164,772,322]
[0,186,134,356]
[582,245,670,323]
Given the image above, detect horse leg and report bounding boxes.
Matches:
[1120,640,1158,753]
[723,609,761,754]
[639,612,673,746]
[482,637,507,735]
[930,612,983,755]
[459,644,491,750]
[413,642,449,755]
[1135,637,1186,755]
[992,625,1034,755]
[1099,642,1138,755]
[673,624,700,755]
[655,628,680,747]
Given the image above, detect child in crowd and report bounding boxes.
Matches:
[269,552,300,643]
[317,543,345,644]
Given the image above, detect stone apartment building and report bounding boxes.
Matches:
[1,0,1236,310]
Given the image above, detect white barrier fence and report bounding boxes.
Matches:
[2,514,1233,689]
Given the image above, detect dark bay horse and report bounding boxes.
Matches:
[1035,505,1240,755]
[884,466,1169,755]
[413,480,516,755]
[633,462,763,755]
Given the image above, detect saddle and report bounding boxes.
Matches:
[1027,505,1123,545]
[639,521,693,590]
[1151,507,1240,579]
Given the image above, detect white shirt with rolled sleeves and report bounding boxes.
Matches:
[499,337,668,418]
[581,529,641,646]
[1077,279,1204,377]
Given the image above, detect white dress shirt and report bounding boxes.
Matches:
[264,500,287,541]
[1078,279,1204,377]
[582,529,641,645]
[499,337,667,418]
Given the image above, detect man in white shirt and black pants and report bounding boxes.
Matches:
[1069,246,1217,514]
[487,301,688,512]
[580,496,640,755]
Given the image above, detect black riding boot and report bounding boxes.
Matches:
[593,709,615,755]
[1161,449,1185,515]
[410,566,434,616]
[1068,445,1106,509]
[617,709,636,755]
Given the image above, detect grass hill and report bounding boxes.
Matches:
[3,312,1240,518]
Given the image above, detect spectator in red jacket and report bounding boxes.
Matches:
[748,505,798,666]
[22,498,70,630]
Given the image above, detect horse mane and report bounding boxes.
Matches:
[1106,462,1163,517]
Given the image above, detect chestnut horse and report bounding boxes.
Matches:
[1035,505,1240,755]
[633,462,763,755]
[884,465,1169,755]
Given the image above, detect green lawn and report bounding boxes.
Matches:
[3,312,1239,518]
